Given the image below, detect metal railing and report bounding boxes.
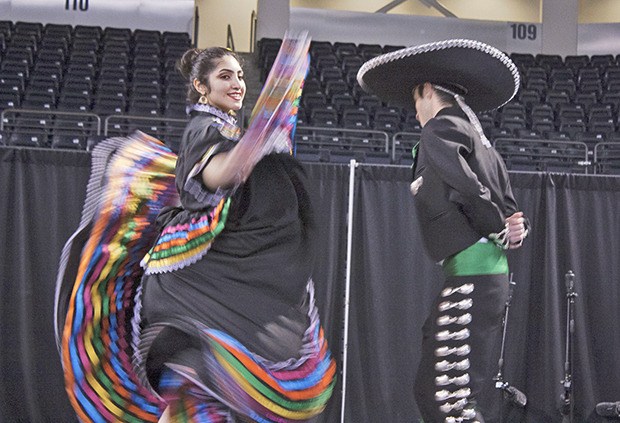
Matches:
[0,108,187,151]
[494,137,591,174]
[250,10,257,53]
[1,108,102,149]
[104,114,188,152]
[593,142,620,175]
[103,114,187,137]
[1,108,101,133]
[295,125,390,153]
[226,24,235,51]
[1,108,618,175]
[193,6,200,48]
[392,131,421,162]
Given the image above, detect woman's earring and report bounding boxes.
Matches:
[198,92,209,105]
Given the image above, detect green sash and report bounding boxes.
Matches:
[443,240,508,277]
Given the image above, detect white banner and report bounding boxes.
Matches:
[290,8,514,52]
[290,7,620,56]
[578,23,620,56]
[0,0,194,34]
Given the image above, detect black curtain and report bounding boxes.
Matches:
[0,147,89,422]
[347,166,620,423]
[505,173,620,423]
[0,149,351,423]
[304,163,351,423]
[2,147,620,423]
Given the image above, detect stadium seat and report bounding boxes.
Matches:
[601,92,620,112]
[382,45,406,53]
[51,134,86,149]
[545,90,571,110]
[8,130,48,148]
[309,40,333,58]
[576,131,606,148]
[342,109,370,129]
[319,66,343,84]
[341,55,363,74]
[310,108,339,127]
[559,121,586,140]
[531,118,555,134]
[590,54,615,70]
[575,91,598,110]
[515,129,543,140]
[517,89,541,108]
[525,78,548,96]
[334,42,357,59]
[315,54,338,71]
[330,94,355,112]
[594,142,620,175]
[549,67,575,83]
[325,80,349,99]
[358,44,383,60]
[588,119,616,134]
[564,55,589,72]
[544,130,571,141]
[358,94,383,112]
[374,107,402,127]
[57,94,91,112]
[551,80,576,99]
[588,104,614,121]
[536,54,563,70]
[294,147,331,163]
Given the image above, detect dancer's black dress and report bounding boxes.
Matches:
[55,106,335,422]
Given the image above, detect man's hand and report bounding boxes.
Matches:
[506,211,528,249]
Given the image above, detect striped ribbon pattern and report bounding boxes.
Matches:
[59,133,178,422]
[140,197,230,275]
[151,285,337,423]
[204,327,336,422]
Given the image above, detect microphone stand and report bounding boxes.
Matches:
[560,270,578,423]
[493,273,525,423]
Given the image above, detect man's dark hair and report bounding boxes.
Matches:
[415,84,457,106]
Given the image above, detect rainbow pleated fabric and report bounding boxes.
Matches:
[242,31,311,158]
[203,325,336,422]
[55,133,179,422]
[140,197,230,275]
[140,283,336,423]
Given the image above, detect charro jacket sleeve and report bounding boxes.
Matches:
[422,116,506,237]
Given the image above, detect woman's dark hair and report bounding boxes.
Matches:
[176,47,244,104]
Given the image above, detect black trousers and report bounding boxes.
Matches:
[414,273,509,423]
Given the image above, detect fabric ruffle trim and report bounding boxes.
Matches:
[184,143,236,207]
[134,281,337,421]
[56,132,178,422]
[141,197,231,275]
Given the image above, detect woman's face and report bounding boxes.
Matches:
[198,55,246,113]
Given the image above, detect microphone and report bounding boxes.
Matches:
[502,384,527,408]
[596,402,620,418]
[560,395,571,416]
[565,270,575,291]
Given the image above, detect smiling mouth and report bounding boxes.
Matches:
[228,93,243,100]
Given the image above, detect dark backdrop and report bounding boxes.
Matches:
[1,146,619,422]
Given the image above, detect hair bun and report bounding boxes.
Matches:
[177,48,202,80]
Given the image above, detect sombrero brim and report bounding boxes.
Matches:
[357,39,520,112]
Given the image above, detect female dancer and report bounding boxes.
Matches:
[56,38,335,423]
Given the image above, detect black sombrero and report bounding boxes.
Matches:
[357,39,520,112]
